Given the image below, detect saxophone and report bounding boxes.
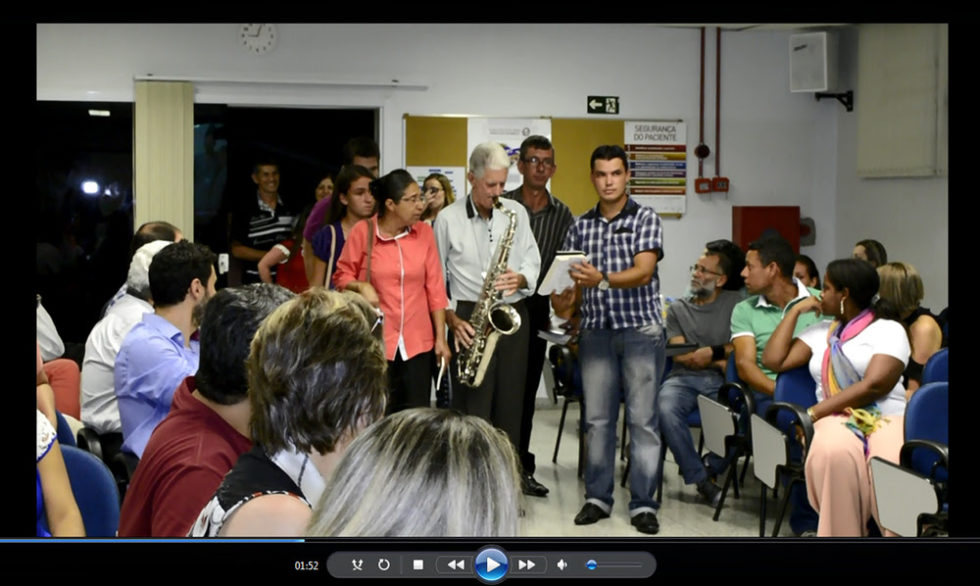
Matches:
[457,200,522,388]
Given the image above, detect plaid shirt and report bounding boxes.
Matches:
[562,197,664,330]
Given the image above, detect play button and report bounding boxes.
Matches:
[475,547,508,583]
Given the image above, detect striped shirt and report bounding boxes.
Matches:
[502,187,575,294]
[562,197,664,330]
[230,193,296,283]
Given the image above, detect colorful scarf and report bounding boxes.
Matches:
[821,308,886,456]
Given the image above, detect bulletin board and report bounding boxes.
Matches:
[403,115,686,216]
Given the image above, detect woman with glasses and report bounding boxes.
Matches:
[334,170,451,414]
[309,166,376,288]
[420,173,456,225]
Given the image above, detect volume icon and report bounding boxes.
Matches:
[557,559,567,571]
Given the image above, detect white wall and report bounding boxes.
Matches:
[38,23,878,300]
[833,27,948,311]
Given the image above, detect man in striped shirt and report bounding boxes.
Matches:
[556,145,666,535]
[502,135,574,498]
[230,159,297,284]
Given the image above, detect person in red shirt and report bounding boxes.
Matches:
[117,284,294,536]
[334,169,451,413]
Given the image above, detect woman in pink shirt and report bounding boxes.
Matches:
[334,170,451,413]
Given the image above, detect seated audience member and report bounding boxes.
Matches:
[37,344,57,428]
[36,294,65,362]
[257,206,311,294]
[762,258,909,537]
[37,340,81,422]
[705,239,746,292]
[115,241,217,458]
[102,221,183,317]
[876,262,943,395]
[309,165,376,287]
[189,289,387,537]
[118,284,294,536]
[794,254,821,289]
[303,138,380,282]
[731,235,823,534]
[37,409,85,537]
[852,239,887,269]
[656,241,743,507]
[81,240,172,444]
[308,408,521,537]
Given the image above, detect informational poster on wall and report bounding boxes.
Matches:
[624,120,687,216]
[406,166,467,202]
[467,118,552,192]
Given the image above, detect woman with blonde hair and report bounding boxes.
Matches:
[307,408,522,537]
[420,173,455,225]
[876,262,943,395]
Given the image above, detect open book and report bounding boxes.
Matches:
[536,250,588,295]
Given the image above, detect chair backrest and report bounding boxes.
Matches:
[922,348,949,385]
[55,411,76,448]
[773,366,817,431]
[60,445,120,537]
[904,381,949,479]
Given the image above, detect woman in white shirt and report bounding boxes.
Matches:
[762,258,910,537]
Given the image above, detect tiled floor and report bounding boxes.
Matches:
[520,401,797,537]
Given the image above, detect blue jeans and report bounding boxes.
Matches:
[657,372,724,485]
[579,324,666,515]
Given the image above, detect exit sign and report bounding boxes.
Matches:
[587,96,619,115]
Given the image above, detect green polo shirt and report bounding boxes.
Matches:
[730,280,825,381]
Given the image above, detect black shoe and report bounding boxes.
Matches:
[522,473,550,497]
[696,479,723,507]
[574,503,610,525]
[701,454,720,482]
[630,511,660,535]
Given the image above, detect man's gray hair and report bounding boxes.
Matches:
[127,240,173,297]
[469,141,511,179]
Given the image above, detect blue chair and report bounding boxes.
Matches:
[59,445,120,537]
[922,348,948,385]
[55,411,76,448]
[750,365,816,536]
[871,381,948,536]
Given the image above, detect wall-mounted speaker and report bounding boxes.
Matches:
[790,31,838,93]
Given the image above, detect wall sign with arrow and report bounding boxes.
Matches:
[587,96,619,115]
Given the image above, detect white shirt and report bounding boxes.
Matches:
[36,299,65,362]
[80,294,154,434]
[797,318,911,416]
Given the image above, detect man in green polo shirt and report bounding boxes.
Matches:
[730,234,823,535]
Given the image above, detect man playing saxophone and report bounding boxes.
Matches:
[433,141,541,456]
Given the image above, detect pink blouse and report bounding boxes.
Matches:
[333,217,449,361]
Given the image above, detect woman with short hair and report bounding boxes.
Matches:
[189,289,388,537]
[877,262,943,395]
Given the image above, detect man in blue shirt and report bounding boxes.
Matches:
[555,145,666,535]
[115,241,218,458]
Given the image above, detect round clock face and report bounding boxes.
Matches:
[239,23,278,54]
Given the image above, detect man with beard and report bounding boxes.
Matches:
[114,241,218,458]
[656,242,743,507]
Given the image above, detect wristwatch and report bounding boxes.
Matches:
[597,272,610,291]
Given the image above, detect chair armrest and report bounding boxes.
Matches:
[900,439,948,480]
[718,381,756,421]
[765,401,815,453]
[75,427,104,462]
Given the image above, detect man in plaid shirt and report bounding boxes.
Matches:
[555,145,666,535]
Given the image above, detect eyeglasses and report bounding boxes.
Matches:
[522,156,555,169]
[424,185,444,195]
[691,264,724,277]
[401,194,427,205]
